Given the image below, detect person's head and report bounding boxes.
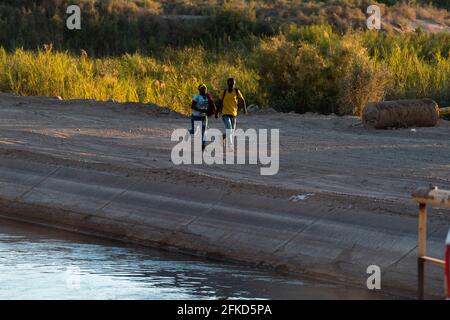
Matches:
[227,78,235,90]
[198,84,207,95]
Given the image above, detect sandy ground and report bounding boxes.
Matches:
[0,92,448,207]
[1,93,450,297]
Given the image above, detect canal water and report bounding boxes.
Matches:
[0,218,398,300]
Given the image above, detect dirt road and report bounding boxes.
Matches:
[0,92,449,298]
[1,93,448,202]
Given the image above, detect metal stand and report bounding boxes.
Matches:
[412,186,449,300]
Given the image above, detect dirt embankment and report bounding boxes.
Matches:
[2,93,449,202]
[0,93,449,298]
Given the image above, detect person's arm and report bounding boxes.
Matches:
[218,92,224,114]
[206,93,219,118]
[212,99,219,119]
[241,98,247,115]
[237,90,247,114]
[191,99,205,113]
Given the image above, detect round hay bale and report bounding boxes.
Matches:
[362,99,439,129]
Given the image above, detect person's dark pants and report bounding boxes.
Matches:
[190,115,208,149]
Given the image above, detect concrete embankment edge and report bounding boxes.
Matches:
[0,156,446,299]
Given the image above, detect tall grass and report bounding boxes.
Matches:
[373,38,450,106]
[257,26,450,114]
[0,27,449,115]
[0,46,260,115]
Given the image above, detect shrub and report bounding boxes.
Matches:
[258,36,333,113]
[0,1,448,56]
[257,28,391,115]
[336,37,390,115]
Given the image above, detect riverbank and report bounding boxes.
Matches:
[0,93,449,299]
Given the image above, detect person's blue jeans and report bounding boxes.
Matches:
[222,115,236,147]
[190,115,208,148]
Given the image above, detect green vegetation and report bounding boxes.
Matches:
[1,0,449,56]
[257,26,450,114]
[0,46,260,115]
[0,1,449,115]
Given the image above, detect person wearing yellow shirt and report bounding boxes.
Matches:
[218,78,247,151]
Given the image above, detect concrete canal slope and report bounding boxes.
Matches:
[0,93,449,298]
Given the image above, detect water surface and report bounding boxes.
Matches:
[0,218,398,300]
